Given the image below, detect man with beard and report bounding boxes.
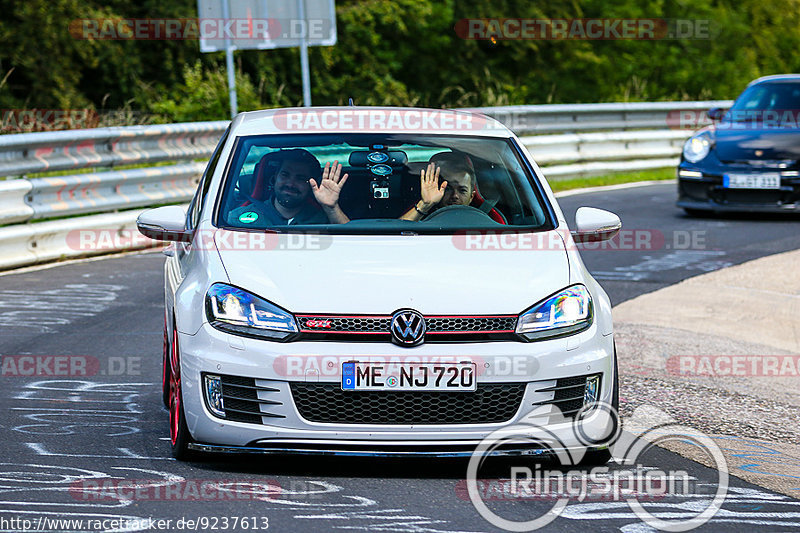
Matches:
[229,149,350,226]
[400,154,477,221]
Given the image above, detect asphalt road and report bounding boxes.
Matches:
[1,182,798,532]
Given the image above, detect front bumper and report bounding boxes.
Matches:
[677,197,800,213]
[187,441,562,458]
[677,165,800,213]
[178,321,615,454]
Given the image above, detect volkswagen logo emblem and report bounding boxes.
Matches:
[390,309,426,346]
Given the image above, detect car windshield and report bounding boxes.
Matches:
[215,133,552,233]
[727,81,800,120]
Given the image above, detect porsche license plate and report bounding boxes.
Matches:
[723,173,780,189]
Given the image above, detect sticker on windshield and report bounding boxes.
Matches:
[238,211,259,224]
[370,164,392,176]
[367,151,390,163]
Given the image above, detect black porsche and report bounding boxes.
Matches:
[677,74,800,215]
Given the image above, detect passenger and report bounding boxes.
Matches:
[229,149,350,226]
[400,155,477,221]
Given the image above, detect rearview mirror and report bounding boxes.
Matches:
[137,206,191,242]
[571,207,621,243]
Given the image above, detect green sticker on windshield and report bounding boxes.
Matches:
[239,211,258,224]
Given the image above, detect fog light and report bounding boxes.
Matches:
[204,374,225,417]
[584,375,600,405]
[678,169,703,179]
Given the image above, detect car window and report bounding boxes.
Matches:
[729,82,800,116]
[216,133,552,233]
[188,127,230,230]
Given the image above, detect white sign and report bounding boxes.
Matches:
[198,0,337,52]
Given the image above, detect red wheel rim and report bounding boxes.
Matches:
[169,328,181,446]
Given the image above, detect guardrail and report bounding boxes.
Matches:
[472,100,732,134]
[0,100,731,270]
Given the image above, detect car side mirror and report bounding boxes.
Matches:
[707,107,725,120]
[571,207,621,243]
[137,206,191,242]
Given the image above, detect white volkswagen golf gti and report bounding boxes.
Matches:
[137,107,622,462]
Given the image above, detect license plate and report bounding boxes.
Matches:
[723,173,780,189]
[341,362,476,391]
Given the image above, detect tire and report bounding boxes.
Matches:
[161,314,171,408]
[578,447,612,466]
[168,323,195,461]
[683,208,708,217]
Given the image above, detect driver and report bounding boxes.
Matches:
[229,149,350,226]
[400,155,477,221]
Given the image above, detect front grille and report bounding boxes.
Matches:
[290,382,525,424]
[297,316,391,333]
[711,188,786,205]
[426,316,517,333]
[295,313,519,342]
[531,374,600,419]
[215,375,285,424]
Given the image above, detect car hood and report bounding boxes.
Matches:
[714,126,800,161]
[213,229,570,315]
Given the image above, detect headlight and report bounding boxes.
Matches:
[682,131,712,163]
[516,285,593,340]
[206,283,298,340]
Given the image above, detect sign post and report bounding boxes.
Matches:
[220,0,237,117]
[297,0,312,107]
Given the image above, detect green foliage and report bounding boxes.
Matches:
[550,167,674,192]
[144,61,263,122]
[1,0,800,122]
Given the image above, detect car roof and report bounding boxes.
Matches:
[748,74,800,86]
[229,106,514,138]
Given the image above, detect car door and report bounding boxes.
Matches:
[166,127,230,316]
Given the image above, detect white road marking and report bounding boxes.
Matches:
[0,284,125,332]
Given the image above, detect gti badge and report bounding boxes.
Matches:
[367,151,390,163]
[390,309,426,346]
[370,164,392,176]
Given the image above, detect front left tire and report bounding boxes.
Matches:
[168,320,195,460]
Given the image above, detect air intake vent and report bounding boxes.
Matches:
[290,382,525,424]
[531,374,601,419]
[204,374,285,424]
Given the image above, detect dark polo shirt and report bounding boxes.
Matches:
[228,195,328,227]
